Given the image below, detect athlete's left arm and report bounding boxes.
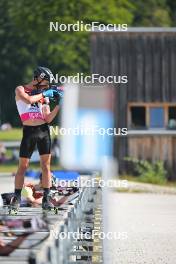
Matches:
[42,104,60,123]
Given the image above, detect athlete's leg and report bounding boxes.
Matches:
[15,157,30,189]
[40,154,54,209]
[37,124,51,188]
[40,154,51,188]
[10,157,30,212]
[13,125,36,202]
[37,124,54,209]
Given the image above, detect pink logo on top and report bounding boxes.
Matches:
[21,112,44,121]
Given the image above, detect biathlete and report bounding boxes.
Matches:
[10,66,63,213]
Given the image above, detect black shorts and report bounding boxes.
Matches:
[19,123,51,158]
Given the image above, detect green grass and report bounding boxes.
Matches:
[0,162,61,173]
[0,128,22,141]
[0,127,57,141]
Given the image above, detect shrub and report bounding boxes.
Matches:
[124,157,167,184]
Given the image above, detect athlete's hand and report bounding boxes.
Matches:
[42,89,58,98]
[48,87,64,105]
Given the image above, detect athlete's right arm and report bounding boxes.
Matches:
[15,86,43,104]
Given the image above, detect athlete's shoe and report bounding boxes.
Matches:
[9,195,21,215]
[42,193,55,210]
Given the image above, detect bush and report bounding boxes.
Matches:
[124,157,167,184]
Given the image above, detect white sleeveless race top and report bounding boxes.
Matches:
[16,100,45,122]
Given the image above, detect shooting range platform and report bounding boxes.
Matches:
[0,180,103,264]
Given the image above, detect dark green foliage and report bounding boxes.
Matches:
[125,157,167,184]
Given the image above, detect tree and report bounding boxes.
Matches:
[133,0,172,26]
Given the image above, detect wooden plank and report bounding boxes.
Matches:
[152,36,161,101]
[170,36,176,101]
[144,37,153,102]
[161,35,168,101]
[136,35,145,101]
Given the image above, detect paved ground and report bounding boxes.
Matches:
[0,175,14,194]
[104,192,176,264]
[0,175,38,198]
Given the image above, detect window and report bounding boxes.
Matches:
[128,103,176,130]
[131,107,146,129]
[150,107,164,128]
[168,107,176,129]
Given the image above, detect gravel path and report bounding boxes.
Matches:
[103,192,176,264]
